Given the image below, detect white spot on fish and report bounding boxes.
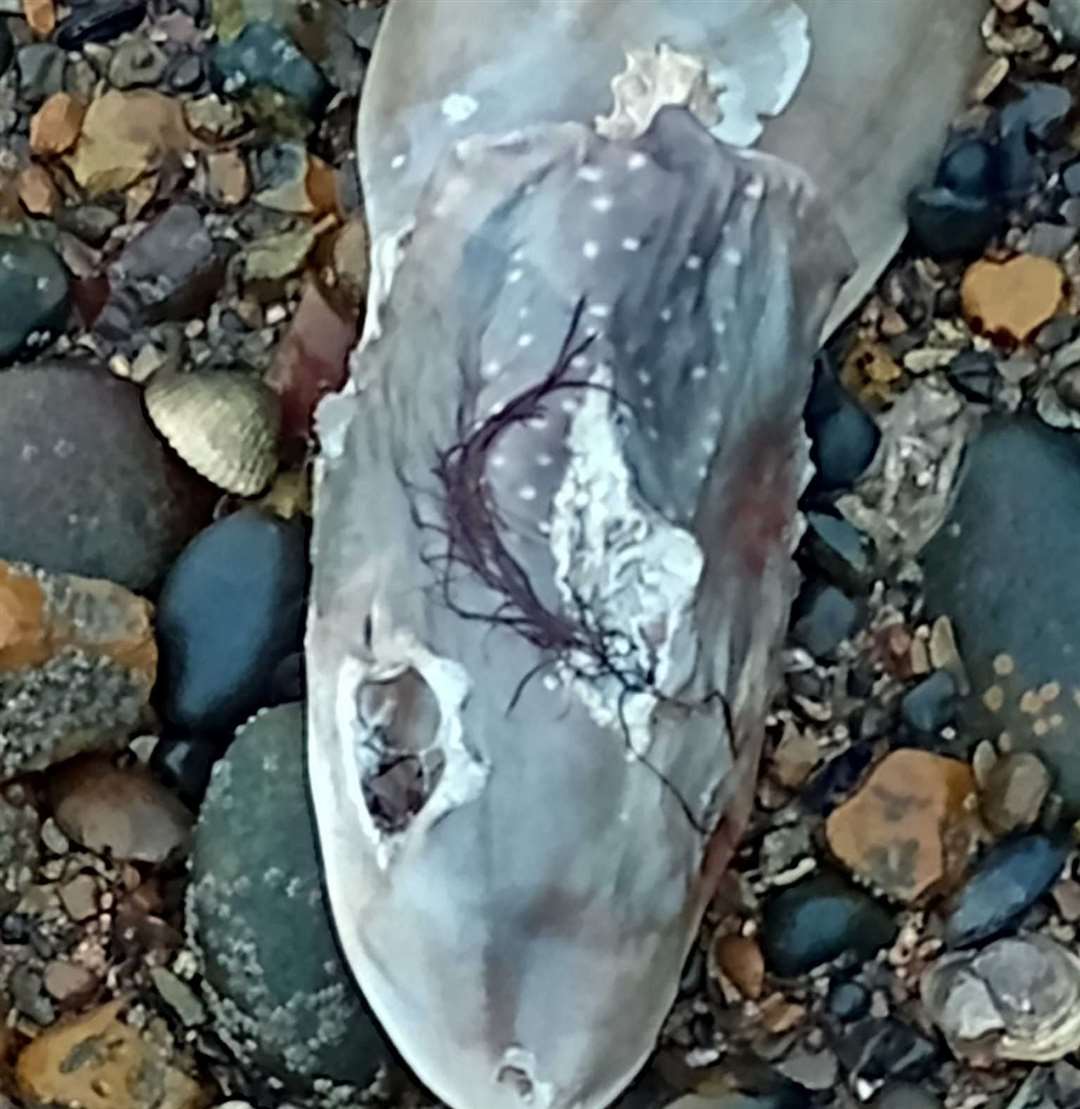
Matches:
[591,194,614,213]
[440,92,479,124]
[561,397,579,415]
[491,454,507,468]
[642,397,655,410]
[622,237,641,252]
[519,485,538,502]
[543,673,561,691]
[723,247,742,266]
[390,153,406,170]
[637,370,652,385]
[744,177,765,200]
[518,333,535,348]
[713,320,727,336]
[570,354,590,371]
[646,426,660,441]
[583,240,600,260]
[690,364,708,381]
[537,452,554,467]
[627,151,648,171]
[482,359,502,379]
[538,520,552,536]
[577,165,603,183]
[697,464,709,479]
[685,255,702,271]
[588,304,610,319]
[508,268,524,284]
[706,407,722,425]
[511,248,525,263]
[518,306,530,320]
[659,307,673,323]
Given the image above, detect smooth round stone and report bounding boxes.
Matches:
[921,417,1080,813]
[907,186,1003,260]
[900,671,958,735]
[0,363,214,590]
[155,507,308,737]
[761,872,897,977]
[189,702,389,1089]
[945,833,1068,948]
[0,235,70,363]
[936,139,996,199]
[804,355,881,495]
[871,1082,943,1109]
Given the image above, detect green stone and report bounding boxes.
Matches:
[188,702,388,1091]
[0,236,70,364]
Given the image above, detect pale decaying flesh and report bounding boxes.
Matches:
[307,107,851,1109]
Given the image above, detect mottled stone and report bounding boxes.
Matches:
[188,703,388,1089]
[826,749,981,903]
[945,834,1068,947]
[15,998,207,1109]
[0,561,156,778]
[761,872,896,977]
[0,234,70,363]
[790,583,857,659]
[0,364,214,590]
[981,751,1050,835]
[922,417,1080,814]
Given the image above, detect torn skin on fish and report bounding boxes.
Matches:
[307,107,852,1109]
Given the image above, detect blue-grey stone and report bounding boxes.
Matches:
[791,584,857,659]
[945,834,1068,947]
[762,872,897,977]
[804,511,873,591]
[155,508,308,738]
[210,20,331,121]
[900,671,958,735]
[922,417,1080,813]
[805,355,881,494]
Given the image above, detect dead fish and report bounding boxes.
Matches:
[355,0,986,336]
[308,106,849,1109]
[306,2,985,1107]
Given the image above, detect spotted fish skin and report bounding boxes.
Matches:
[307,107,851,1109]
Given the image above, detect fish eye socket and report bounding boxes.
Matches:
[355,667,446,834]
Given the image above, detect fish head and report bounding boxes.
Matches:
[307,106,852,1109]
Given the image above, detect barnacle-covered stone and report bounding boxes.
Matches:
[0,362,215,590]
[922,934,1080,1062]
[0,560,156,779]
[187,702,388,1092]
[145,371,281,496]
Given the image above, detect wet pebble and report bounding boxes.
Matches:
[802,511,872,591]
[50,756,193,864]
[189,702,388,1088]
[922,417,1080,812]
[908,186,1003,260]
[900,670,957,734]
[827,980,871,1021]
[804,354,880,494]
[945,833,1068,947]
[55,0,147,50]
[155,507,307,737]
[945,350,999,405]
[17,44,66,104]
[981,751,1050,835]
[210,21,331,123]
[790,584,857,659]
[761,871,897,977]
[0,234,70,364]
[97,203,230,340]
[0,363,213,590]
[870,1083,943,1109]
[107,36,167,89]
[834,1017,938,1083]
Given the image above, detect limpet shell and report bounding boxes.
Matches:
[145,371,281,496]
[921,933,1080,1063]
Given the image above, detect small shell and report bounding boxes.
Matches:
[921,933,1080,1063]
[145,371,280,496]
